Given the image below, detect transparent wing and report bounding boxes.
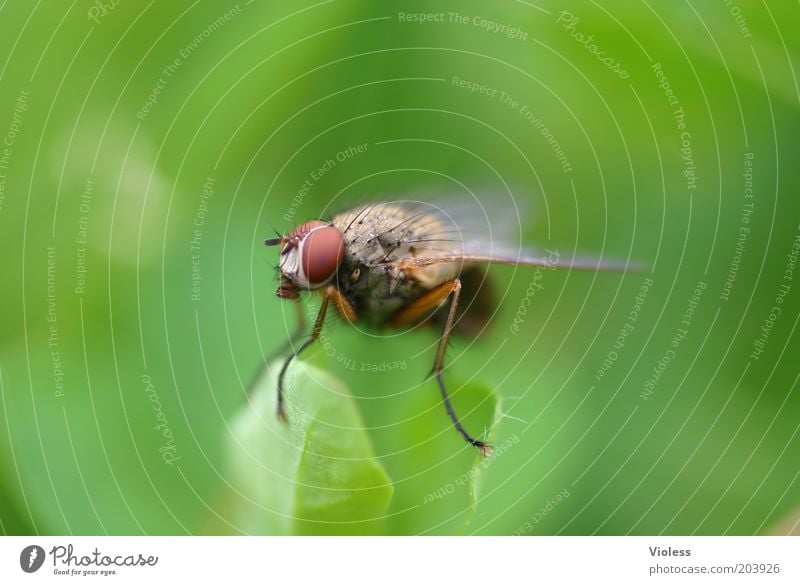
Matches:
[333,195,527,262]
[334,196,636,271]
[403,252,637,271]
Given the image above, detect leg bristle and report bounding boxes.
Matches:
[476,442,494,458]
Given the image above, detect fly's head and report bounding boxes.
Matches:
[265,220,345,299]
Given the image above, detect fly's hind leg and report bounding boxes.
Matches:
[388,278,492,457]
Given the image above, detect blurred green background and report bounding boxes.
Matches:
[0,0,798,535]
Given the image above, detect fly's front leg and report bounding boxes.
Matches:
[276,292,330,421]
[389,278,492,456]
[273,299,308,358]
[246,299,307,398]
[275,285,357,421]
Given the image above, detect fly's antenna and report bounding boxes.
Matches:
[264,221,283,246]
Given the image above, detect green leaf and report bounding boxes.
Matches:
[225,357,393,535]
[355,370,502,536]
[463,392,506,531]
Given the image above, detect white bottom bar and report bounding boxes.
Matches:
[1,537,797,584]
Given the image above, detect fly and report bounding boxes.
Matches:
[262,199,631,456]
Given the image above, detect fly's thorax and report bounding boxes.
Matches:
[335,257,380,298]
[330,202,467,299]
[332,202,464,266]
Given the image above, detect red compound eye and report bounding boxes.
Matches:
[289,220,327,239]
[301,225,344,285]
